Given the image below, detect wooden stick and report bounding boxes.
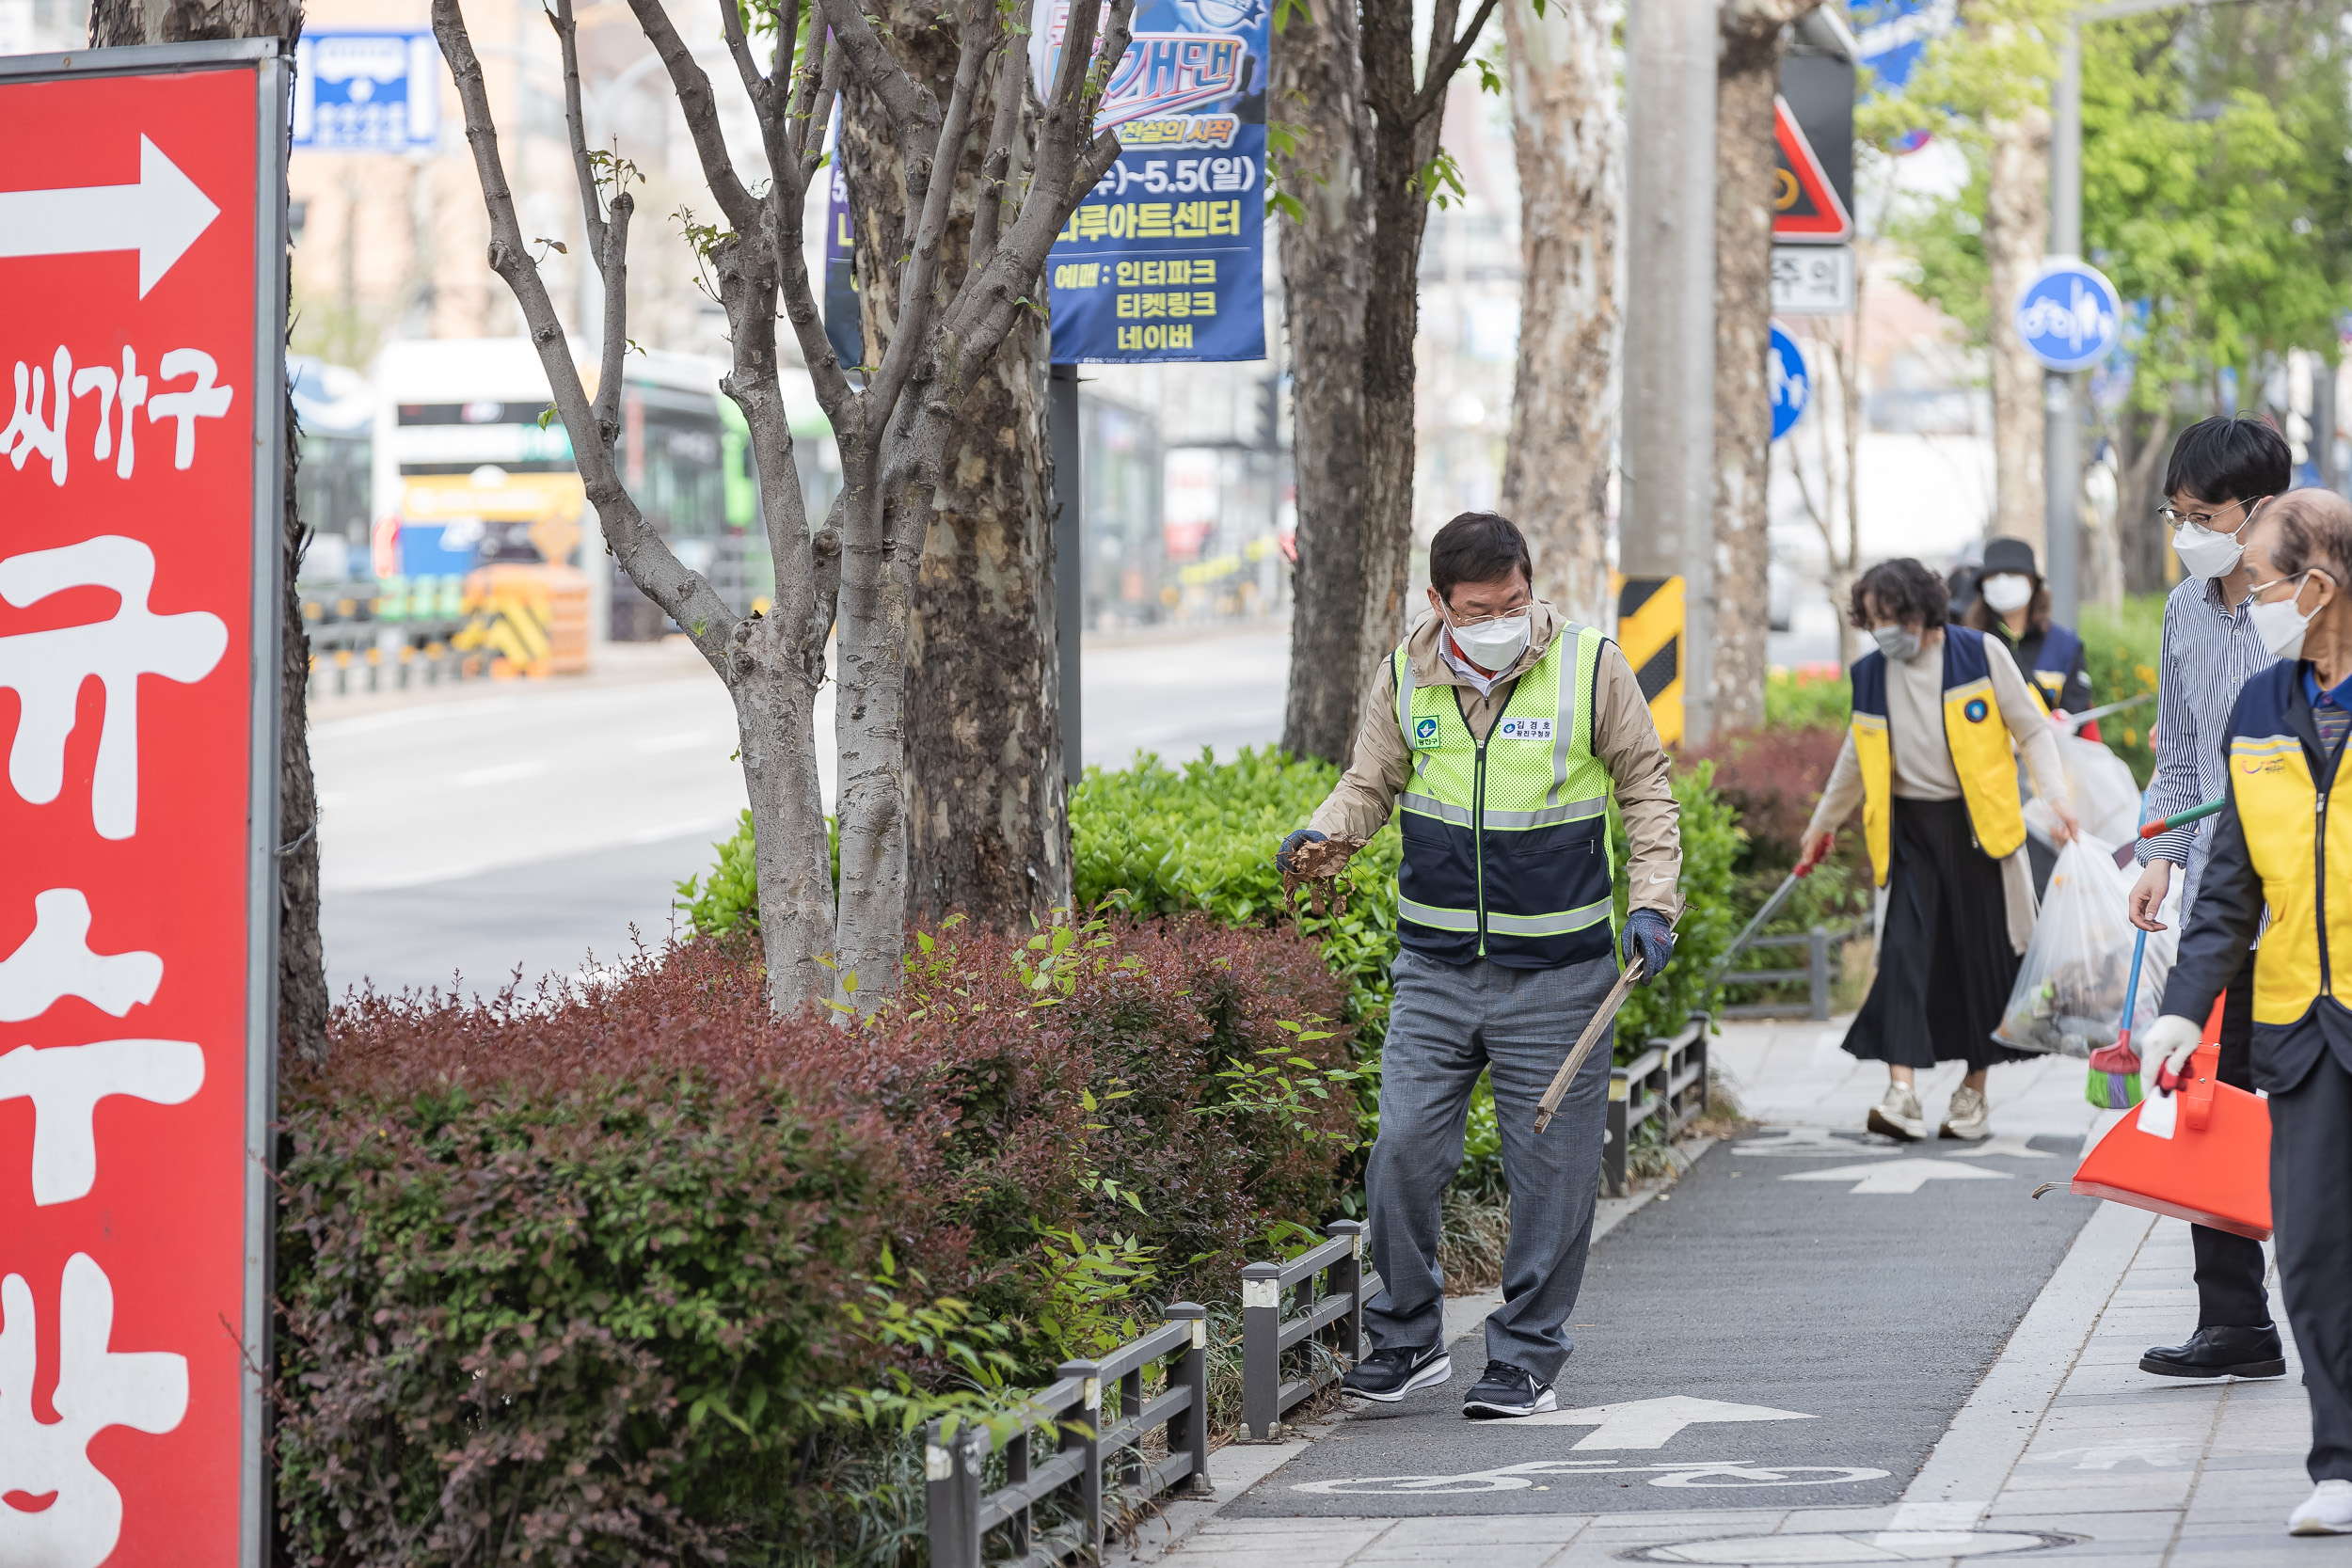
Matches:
[1534,956,1643,1133]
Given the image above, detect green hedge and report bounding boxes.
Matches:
[2080,594,2164,787]
[279,919,1357,1565]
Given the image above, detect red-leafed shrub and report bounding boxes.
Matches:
[1685,724,1851,874]
[274,916,1354,1566]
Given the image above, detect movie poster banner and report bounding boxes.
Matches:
[1035,0,1268,364]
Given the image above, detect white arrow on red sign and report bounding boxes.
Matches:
[0,135,219,296]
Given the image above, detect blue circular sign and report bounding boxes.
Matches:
[2013,260,2123,372]
[1769,325,1808,442]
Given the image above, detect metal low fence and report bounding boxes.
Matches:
[1240,1221,1378,1441]
[1605,1013,1710,1197]
[1717,922,1866,1021]
[927,1303,1211,1568]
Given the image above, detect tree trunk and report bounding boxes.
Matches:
[1354,0,1450,709]
[1983,106,2051,551]
[842,4,1071,932]
[90,0,327,1063]
[1499,0,1617,627]
[1711,1,1814,733]
[1276,0,1375,765]
[2115,406,2174,594]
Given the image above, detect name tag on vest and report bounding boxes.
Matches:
[1496,717,1554,741]
[1412,716,1442,750]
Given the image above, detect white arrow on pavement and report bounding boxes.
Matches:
[1941,1135,2052,1161]
[1516,1395,1816,1449]
[0,136,220,296]
[1733,1127,1901,1158]
[1782,1159,2012,1195]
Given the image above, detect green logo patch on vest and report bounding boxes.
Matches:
[1496,717,1554,742]
[1413,716,1441,750]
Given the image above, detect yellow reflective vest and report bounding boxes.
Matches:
[1847,626,2027,886]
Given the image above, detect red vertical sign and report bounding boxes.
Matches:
[0,47,282,1567]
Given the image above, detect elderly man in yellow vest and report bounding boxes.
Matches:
[1275,511,1683,1420]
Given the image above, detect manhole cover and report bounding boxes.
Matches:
[1624,1531,2079,1565]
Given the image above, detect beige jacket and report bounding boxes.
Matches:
[1306,602,1685,919]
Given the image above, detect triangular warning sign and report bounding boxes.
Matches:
[1772,95,1851,242]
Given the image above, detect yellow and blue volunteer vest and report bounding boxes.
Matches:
[1847,626,2027,886]
[2222,662,2352,1026]
[2025,624,2084,714]
[1393,622,1617,968]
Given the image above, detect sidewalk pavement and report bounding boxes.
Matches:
[1126,1016,2320,1566]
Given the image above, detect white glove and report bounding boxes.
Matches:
[2141,1014,2204,1087]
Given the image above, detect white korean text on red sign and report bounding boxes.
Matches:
[0,40,287,1567]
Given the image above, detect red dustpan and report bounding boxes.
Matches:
[2072,997,2272,1241]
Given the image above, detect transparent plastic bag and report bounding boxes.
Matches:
[2025,731,2144,846]
[1994,833,2139,1056]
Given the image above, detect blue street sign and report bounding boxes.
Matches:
[1036,0,1269,363]
[2013,260,2123,373]
[293,32,440,153]
[1770,325,1808,441]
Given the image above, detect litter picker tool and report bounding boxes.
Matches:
[2057,691,2154,731]
[1697,864,1812,1003]
[2139,797,2226,839]
[1534,956,1644,1134]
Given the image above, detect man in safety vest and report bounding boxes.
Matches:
[2144,488,2352,1537]
[1276,510,1682,1420]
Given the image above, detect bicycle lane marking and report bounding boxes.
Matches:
[1224,1129,2099,1517]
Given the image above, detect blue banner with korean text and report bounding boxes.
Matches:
[1037,0,1268,364]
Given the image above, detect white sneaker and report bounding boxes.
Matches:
[2290,1480,2352,1535]
[1867,1082,1926,1142]
[1940,1085,1992,1142]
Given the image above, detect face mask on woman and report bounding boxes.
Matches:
[2250,571,2323,661]
[1979,573,2033,614]
[1871,623,1922,662]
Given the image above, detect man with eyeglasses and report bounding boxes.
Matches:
[2127,414,2292,1386]
[2140,488,2352,1535]
[1273,510,1682,1421]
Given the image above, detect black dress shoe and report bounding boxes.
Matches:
[2141,1323,2286,1380]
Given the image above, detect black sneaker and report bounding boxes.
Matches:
[1339,1342,1453,1402]
[1463,1361,1558,1419]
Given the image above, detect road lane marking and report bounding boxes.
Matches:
[1291,1457,1887,1496]
[1516,1395,1815,1449]
[1782,1160,2011,1195]
[452,761,548,787]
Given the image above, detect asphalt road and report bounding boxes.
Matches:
[1230,1128,2098,1518]
[315,626,1290,998]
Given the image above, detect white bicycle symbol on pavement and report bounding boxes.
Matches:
[1293,1458,1891,1496]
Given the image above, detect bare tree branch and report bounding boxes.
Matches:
[550,0,609,266]
[592,194,633,444]
[720,0,772,112]
[965,24,1027,278]
[624,0,763,231]
[868,0,994,415]
[816,0,941,153]
[434,0,739,670]
[782,17,834,178]
[1416,0,1504,119]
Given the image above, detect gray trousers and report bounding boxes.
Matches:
[1362,946,1615,1384]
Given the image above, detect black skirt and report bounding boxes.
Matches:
[1843,796,2035,1071]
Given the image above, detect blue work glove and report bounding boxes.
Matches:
[1620,909,1677,984]
[1277,828,1327,875]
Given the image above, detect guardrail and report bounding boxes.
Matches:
[1717,922,1865,1021]
[927,1302,1210,1568]
[1240,1221,1377,1441]
[1605,1013,1710,1197]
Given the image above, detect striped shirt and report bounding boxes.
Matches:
[2136,573,2279,918]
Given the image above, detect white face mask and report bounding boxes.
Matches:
[1871,623,1922,662]
[1444,604,1533,671]
[1980,573,2033,614]
[2251,572,2322,660]
[2169,498,2265,580]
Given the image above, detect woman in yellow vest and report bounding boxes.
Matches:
[1797,559,2078,1143]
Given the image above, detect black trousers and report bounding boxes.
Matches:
[2272,1048,2352,1481]
[2193,963,2273,1329]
